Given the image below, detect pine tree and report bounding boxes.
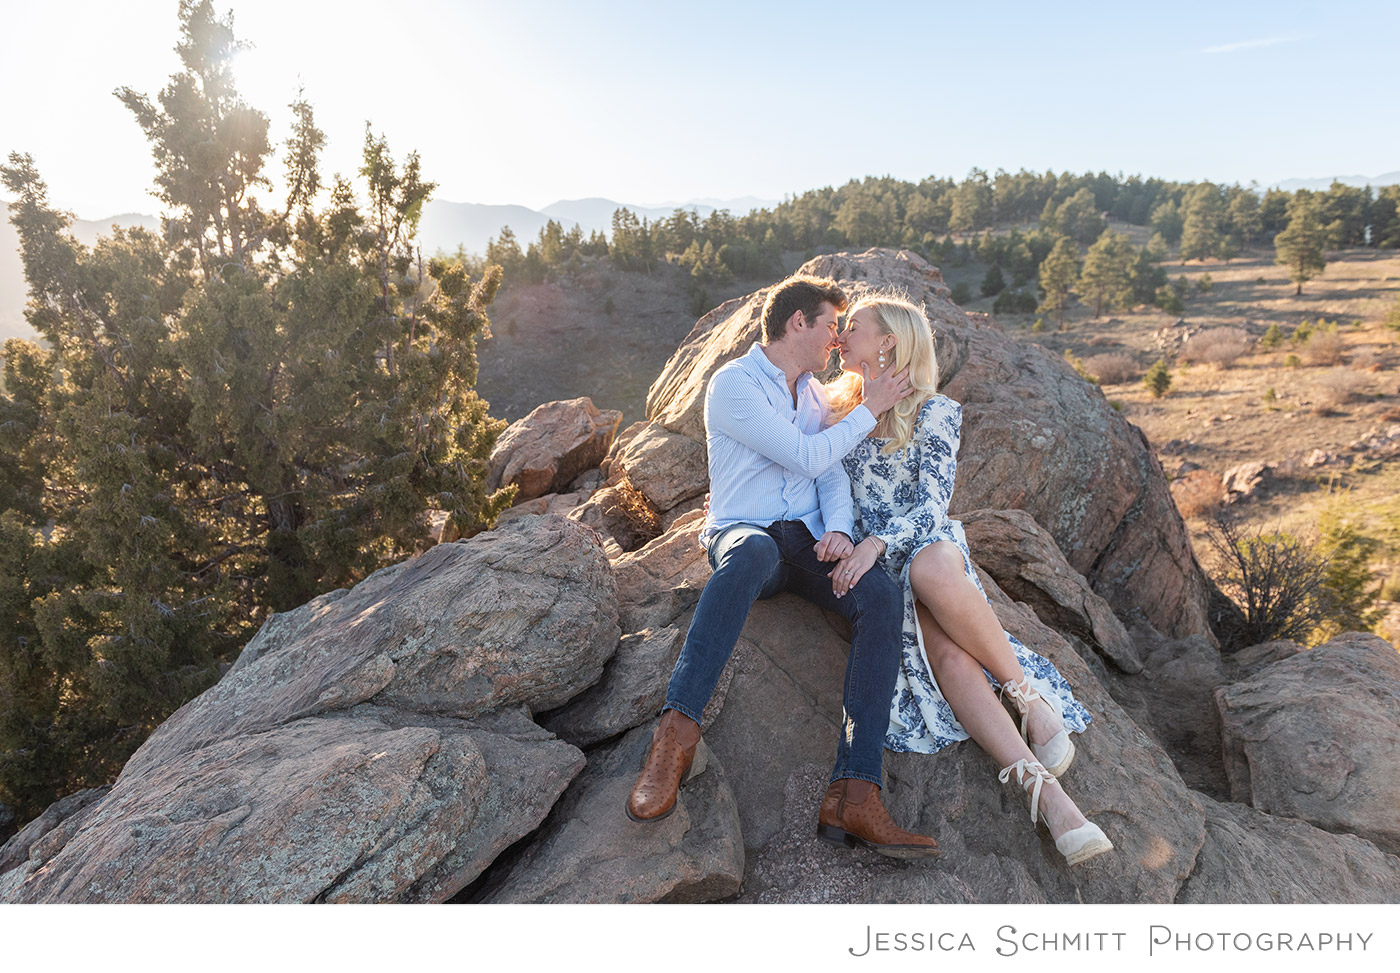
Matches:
[1143,359,1172,397]
[0,0,512,821]
[1078,231,1134,317]
[980,263,1006,297]
[1179,182,1224,262]
[1275,192,1328,295]
[1037,237,1081,329]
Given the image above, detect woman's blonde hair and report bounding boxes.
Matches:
[826,294,939,452]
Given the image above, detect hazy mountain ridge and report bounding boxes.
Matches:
[1,197,771,343]
[1271,172,1400,193]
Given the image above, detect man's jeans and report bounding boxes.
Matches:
[664,520,904,786]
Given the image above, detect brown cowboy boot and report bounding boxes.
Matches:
[626,709,702,822]
[816,778,939,859]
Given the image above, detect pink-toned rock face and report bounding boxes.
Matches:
[644,248,1215,642]
[1216,632,1400,856]
[488,396,623,501]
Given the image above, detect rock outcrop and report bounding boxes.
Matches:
[960,508,1142,674]
[1216,633,1400,855]
[487,397,623,501]
[6,249,1399,906]
[0,517,616,903]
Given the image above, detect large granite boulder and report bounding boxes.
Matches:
[478,724,744,903]
[487,397,623,501]
[1215,632,1400,854]
[0,517,618,903]
[1177,793,1400,903]
[643,248,1215,642]
[960,507,1142,673]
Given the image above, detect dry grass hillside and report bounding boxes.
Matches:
[982,243,1400,642]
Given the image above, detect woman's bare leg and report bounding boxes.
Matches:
[909,541,1061,747]
[918,601,1087,838]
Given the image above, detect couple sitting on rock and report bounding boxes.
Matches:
[626,275,1114,867]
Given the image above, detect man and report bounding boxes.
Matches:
[625,275,938,858]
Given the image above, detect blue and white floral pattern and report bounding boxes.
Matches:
[843,395,1092,754]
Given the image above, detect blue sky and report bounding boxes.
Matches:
[2,0,1396,217]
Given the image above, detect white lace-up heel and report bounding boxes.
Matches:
[999,758,1113,866]
[1001,675,1075,776]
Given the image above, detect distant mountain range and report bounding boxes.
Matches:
[0,196,775,343]
[1270,172,1400,193]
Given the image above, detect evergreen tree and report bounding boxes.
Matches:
[1078,231,1134,317]
[1143,359,1172,397]
[949,168,993,233]
[1129,245,1167,306]
[1275,192,1328,295]
[1150,199,1184,246]
[1179,182,1224,262]
[1225,186,1262,250]
[980,263,1006,297]
[1037,237,1081,329]
[1371,186,1400,248]
[0,0,512,821]
[1052,188,1105,245]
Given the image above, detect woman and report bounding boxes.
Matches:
[825,293,1112,866]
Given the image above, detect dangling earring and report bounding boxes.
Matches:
[877,350,887,367]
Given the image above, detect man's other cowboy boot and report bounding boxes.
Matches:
[626,709,702,822]
[816,778,939,859]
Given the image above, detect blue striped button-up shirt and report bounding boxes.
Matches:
[701,343,877,542]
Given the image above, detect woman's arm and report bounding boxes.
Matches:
[830,397,962,597]
[873,397,962,565]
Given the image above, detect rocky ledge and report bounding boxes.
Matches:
[4,250,1397,904]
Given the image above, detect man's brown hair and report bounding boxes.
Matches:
[760,275,848,343]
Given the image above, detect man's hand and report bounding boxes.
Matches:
[830,537,884,597]
[861,363,913,416]
[814,531,854,561]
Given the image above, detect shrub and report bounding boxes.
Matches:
[1349,348,1379,371]
[1205,513,1332,648]
[950,281,972,304]
[1312,509,1381,642]
[1171,470,1224,518]
[1260,323,1284,349]
[1031,316,1047,333]
[1154,284,1184,314]
[1263,387,1277,406]
[1143,359,1172,397]
[1302,324,1344,365]
[1196,272,1214,293]
[993,289,1037,315]
[1291,319,1316,345]
[1181,326,1252,368]
[1064,349,1096,383]
[1285,353,1302,368]
[1384,294,1400,332]
[1084,352,1138,385]
[1312,368,1364,411]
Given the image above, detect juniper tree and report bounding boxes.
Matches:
[0,0,511,821]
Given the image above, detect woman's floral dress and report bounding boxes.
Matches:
[842,394,1092,753]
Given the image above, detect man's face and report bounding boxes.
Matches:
[802,301,841,373]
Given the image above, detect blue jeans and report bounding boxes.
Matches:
[664,520,904,786]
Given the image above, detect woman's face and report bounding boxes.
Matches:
[836,307,895,376]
